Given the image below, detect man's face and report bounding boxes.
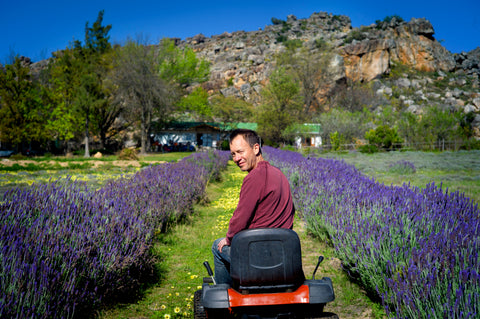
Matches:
[230,135,260,172]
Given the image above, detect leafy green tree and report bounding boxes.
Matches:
[157,38,210,123]
[317,108,370,144]
[257,67,303,146]
[157,38,210,87]
[0,57,49,150]
[111,38,174,154]
[397,111,419,147]
[418,106,460,150]
[47,10,114,156]
[329,131,346,151]
[210,95,254,124]
[364,125,403,151]
[84,10,112,53]
[82,10,122,151]
[46,49,83,153]
[177,86,212,121]
[459,111,476,139]
[76,10,113,157]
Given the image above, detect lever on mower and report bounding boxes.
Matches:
[203,261,216,285]
[312,256,324,280]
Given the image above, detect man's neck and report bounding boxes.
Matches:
[248,155,264,172]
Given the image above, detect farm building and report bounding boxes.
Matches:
[294,123,322,148]
[152,122,321,151]
[152,122,257,150]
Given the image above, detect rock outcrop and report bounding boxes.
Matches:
[341,18,456,81]
[169,12,476,104]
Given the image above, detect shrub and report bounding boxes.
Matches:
[330,131,345,151]
[271,17,285,25]
[388,160,416,174]
[118,148,139,160]
[365,125,403,151]
[343,30,367,44]
[283,39,303,50]
[314,38,328,50]
[276,34,288,43]
[359,143,379,153]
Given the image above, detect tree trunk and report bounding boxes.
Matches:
[99,130,106,150]
[140,109,147,155]
[84,117,90,158]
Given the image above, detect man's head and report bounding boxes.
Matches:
[229,129,263,172]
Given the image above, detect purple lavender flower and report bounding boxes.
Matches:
[0,150,230,318]
[264,146,479,318]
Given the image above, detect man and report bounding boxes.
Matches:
[212,129,295,285]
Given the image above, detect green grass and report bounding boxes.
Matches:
[0,152,194,195]
[318,150,480,204]
[138,152,194,163]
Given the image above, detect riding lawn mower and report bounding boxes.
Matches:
[194,228,338,319]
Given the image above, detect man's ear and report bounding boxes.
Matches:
[253,143,260,156]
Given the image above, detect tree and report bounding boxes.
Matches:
[82,11,123,151]
[317,108,370,145]
[75,10,113,157]
[111,39,173,154]
[0,57,49,151]
[46,48,83,154]
[257,67,303,146]
[277,45,338,114]
[210,95,254,124]
[330,79,386,112]
[397,111,419,147]
[419,106,460,150]
[176,86,212,121]
[157,38,211,122]
[157,38,210,87]
[364,125,403,151]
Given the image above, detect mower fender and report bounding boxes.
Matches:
[201,283,230,309]
[305,277,335,304]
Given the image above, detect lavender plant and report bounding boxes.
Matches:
[264,146,479,318]
[388,160,416,174]
[0,150,230,318]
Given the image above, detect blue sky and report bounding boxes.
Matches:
[1,0,479,63]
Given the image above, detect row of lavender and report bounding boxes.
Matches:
[0,151,230,318]
[264,147,479,318]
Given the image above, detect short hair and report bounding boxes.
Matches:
[230,129,262,153]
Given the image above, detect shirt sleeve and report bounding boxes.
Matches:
[225,171,264,245]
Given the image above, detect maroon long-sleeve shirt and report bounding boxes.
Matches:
[225,161,295,245]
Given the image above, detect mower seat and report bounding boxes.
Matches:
[230,228,305,293]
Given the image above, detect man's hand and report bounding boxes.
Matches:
[217,238,229,253]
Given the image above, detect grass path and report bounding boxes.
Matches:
[99,161,385,319]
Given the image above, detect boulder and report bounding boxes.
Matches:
[473,97,480,108]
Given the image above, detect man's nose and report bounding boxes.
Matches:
[232,154,240,162]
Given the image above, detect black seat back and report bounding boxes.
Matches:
[230,228,305,293]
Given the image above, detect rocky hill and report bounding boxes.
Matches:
[168,12,479,124]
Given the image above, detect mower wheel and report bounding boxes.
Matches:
[194,290,207,319]
[305,312,339,319]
